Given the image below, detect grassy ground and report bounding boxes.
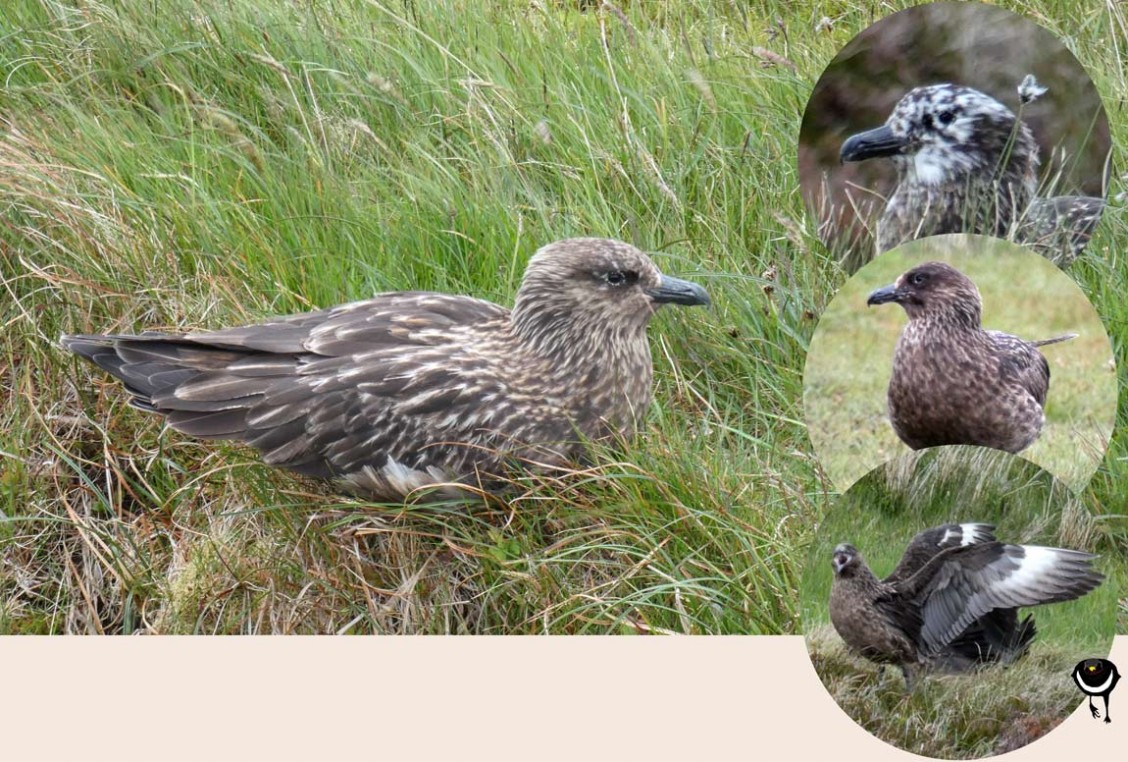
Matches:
[0,1,1124,636]
[804,236,1118,491]
[801,446,1122,758]
[807,628,1094,758]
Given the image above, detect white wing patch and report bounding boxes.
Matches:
[959,523,993,546]
[939,523,993,547]
[1002,545,1059,590]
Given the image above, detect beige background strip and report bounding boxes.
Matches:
[0,635,1123,759]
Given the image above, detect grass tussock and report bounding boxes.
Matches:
[808,625,1084,759]
[0,0,1126,635]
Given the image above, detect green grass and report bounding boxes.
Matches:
[801,446,1122,758]
[804,236,1119,491]
[808,630,1091,758]
[0,0,1125,636]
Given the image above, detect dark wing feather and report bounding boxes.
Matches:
[872,586,924,650]
[934,609,1036,670]
[62,292,521,481]
[912,543,1102,657]
[885,523,996,585]
[1025,196,1105,258]
[185,292,508,353]
[986,330,1051,407]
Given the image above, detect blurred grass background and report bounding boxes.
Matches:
[801,446,1121,758]
[0,0,1124,635]
[804,235,1118,491]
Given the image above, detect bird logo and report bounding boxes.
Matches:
[1072,658,1120,723]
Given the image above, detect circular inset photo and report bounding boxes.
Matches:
[800,447,1121,759]
[804,235,1117,493]
[798,1,1111,271]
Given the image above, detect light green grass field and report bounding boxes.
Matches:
[0,0,1125,636]
[804,236,1118,491]
[801,446,1122,758]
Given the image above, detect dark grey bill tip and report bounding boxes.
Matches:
[840,124,907,163]
[866,284,901,307]
[646,275,710,307]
